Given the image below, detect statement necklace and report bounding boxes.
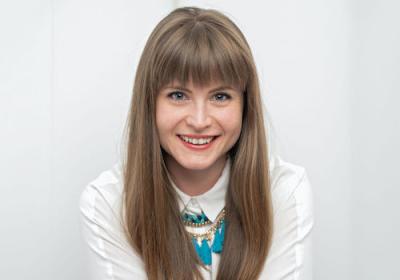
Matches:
[181,208,226,265]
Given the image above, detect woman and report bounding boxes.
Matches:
[80,6,314,280]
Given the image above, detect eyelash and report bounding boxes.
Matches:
[167,91,232,103]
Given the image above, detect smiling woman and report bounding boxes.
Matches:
[156,80,243,194]
[79,6,314,280]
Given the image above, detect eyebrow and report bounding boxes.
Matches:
[164,85,236,93]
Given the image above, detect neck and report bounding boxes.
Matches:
[165,155,227,196]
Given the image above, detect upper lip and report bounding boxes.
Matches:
[178,134,218,138]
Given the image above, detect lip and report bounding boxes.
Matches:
[178,134,218,139]
[177,135,219,151]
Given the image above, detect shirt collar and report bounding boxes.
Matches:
[167,157,231,223]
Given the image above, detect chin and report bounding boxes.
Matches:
[176,157,216,171]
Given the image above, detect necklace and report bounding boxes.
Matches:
[182,211,212,227]
[181,208,226,265]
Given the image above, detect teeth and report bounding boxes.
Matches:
[179,135,215,145]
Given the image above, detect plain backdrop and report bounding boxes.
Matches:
[1,0,399,279]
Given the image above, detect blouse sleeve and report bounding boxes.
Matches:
[262,167,314,279]
[79,183,147,280]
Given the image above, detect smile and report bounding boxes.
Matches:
[177,135,219,150]
[179,135,215,145]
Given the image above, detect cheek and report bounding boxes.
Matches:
[155,101,179,139]
[218,105,243,136]
[155,101,169,141]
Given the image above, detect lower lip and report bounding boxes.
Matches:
[178,136,218,151]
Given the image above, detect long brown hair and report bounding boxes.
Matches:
[121,6,273,280]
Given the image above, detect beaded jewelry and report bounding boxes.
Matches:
[181,208,226,265]
[182,211,212,227]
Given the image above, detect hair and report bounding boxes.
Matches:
[121,6,273,280]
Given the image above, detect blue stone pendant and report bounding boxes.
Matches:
[182,208,226,266]
[192,237,211,265]
[211,220,225,253]
[190,219,225,266]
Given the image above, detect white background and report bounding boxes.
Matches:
[1,0,399,279]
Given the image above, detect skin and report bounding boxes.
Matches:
[156,78,244,196]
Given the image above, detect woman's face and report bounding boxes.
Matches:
[156,78,244,171]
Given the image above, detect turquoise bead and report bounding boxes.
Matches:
[190,219,225,266]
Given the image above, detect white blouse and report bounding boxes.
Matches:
[79,155,314,279]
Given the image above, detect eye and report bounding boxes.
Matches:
[167,91,187,102]
[212,92,231,102]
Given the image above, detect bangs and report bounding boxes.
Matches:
[152,22,250,92]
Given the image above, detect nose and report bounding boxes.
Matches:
[186,102,212,130]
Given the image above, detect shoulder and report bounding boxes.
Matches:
[79,162,124,228]
[79,163,148,277]
[262,155,314,277]
[269,155,313,217]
